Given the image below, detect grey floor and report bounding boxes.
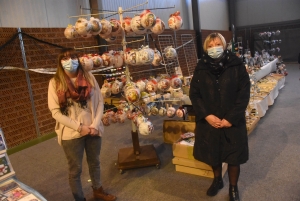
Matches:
[8,63,300,201]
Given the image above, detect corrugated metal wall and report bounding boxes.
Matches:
[0,0,90,27]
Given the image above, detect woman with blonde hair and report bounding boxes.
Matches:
[48,48,116,201]
[189,33,250,201]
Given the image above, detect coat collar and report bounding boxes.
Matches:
[196,50,243,71]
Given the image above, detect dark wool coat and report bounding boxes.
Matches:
[189,50,250,166]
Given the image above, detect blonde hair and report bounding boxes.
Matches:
[54,48,94,91]
[203,33,226,53]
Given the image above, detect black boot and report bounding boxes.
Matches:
[229,185,240,201]
[207,176,224,196]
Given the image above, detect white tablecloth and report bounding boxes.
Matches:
[252,76,285,117]
[254,59,278,81]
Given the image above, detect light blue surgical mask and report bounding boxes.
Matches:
[207,46,224,59]
[61,58,79,73]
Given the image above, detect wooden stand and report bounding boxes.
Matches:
[117,131,160,173]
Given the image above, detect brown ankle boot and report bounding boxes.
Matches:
[93,186,116,201]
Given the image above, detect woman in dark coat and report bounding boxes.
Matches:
[189,33,250,201]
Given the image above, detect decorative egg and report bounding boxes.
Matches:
[89,17,102,35]
[158,107,167,116]
[140,9,156,29]
[64,25,79,39]
[152,49,162,66]
[75,18,93,36]
[150,106,159,116]
[157,78,171,92]
[135,114,146,127]
[164,46,177,60]
[168,11,183,31]
[110,19,122,36]
[111,80,123,94]
[131,15,147,35]
[101,52,113,67]
[113,51,123,68]
[145,79,158,93]
[141,91,150,104]
[150,17,165,35]
[136,80,146,92]
[102,114,110,126]
[122,17,135,36]
[176,107,185,118]
[99,19,112,39]
[167,106,176,118]
[138,120,154,135]
[79,55,93,71]
[124,48,138,66]
[149,92,157,102]
[91,54,103,68]
[116,110,127,123]
[125,87,140,103]
[170,76,182,89]
[137,46,154,65]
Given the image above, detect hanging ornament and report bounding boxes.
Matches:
[91,54,103,68]
[158,107,167,116]
[145,79,158,93]
[131,15,147,35]
[140,9,156,29]
[170,75,182,89]
[136,79,146,92]
[110,19,122,36]
[122,17,135,36]
[157,78,171,92]
[99,19,112,39]
[64,25,79,39]
[176,106,185,118]
[79,55,93,71]
[89,17,102,35]
[164,46,177,60]
[137,46,155,65]
[152,49,162,66]
[124,48,138,66]
[150,17,165,35]
[138,120,154,135]
[75,18,93,36]
[111,80,123,94]
[166,105,176,118]
[168,11,183,31]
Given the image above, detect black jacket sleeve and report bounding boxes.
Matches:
[223,64,250,126]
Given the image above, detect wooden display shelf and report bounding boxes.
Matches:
[117,131,160,173]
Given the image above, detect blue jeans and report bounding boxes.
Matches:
[62,135,102,201]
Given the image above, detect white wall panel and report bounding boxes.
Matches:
[0,0,90,28]
[235,0,300,27]
[199,0,229,30]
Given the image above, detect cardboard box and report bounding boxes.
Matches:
[163,120,195,144]
[172,157,211,170]
[175,163,228,178]
[172,142,194,160]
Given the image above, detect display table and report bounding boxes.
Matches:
[254,59,278,81]
[251,74,285,117]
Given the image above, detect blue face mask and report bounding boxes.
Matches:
[207,46,224,59]
[61,58,79,73]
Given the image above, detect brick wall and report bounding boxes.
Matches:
[0,27,230,148]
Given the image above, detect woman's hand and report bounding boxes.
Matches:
[205,115,222,128]
[220,119,232,128]
[89,127,99,136]
[80,125,91,136]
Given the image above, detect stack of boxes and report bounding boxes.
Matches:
[163,119,228,178]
